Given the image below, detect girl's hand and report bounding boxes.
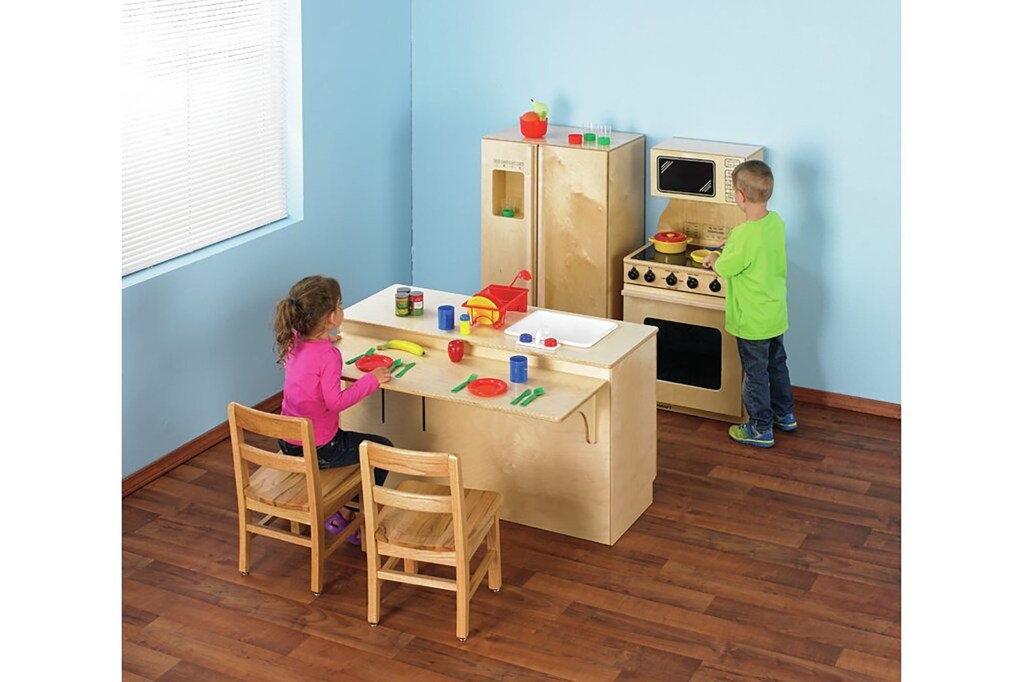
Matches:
[372,366,392,384]
[329,330,342,345]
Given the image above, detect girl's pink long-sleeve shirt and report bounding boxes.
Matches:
[280,335,379,446]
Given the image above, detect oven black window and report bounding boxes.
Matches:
[645,317,722,390]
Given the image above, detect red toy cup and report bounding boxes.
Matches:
[520,114,548,139]
[447,339,465,363]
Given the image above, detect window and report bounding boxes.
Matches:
[122,0,288,276]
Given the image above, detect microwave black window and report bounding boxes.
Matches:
[657,156,715,197]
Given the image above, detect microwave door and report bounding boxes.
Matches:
[657,156,716,198]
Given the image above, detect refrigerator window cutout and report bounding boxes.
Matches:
[491,169,524,219]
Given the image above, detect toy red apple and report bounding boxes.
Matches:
[447,339,465,363]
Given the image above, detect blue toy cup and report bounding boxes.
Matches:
[438,305,455,331]
[509,355,528,383]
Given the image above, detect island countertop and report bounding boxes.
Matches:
[343,285,656,370]
[336,284,658,545]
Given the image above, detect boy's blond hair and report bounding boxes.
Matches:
[732,160,774,203]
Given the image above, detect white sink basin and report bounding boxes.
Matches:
[504,310,618,349]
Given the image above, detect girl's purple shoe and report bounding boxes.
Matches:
[325,512,362,546]
[324,512,348,535]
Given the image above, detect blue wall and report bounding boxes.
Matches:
[410,0,900,404]
[122,1,412,477]
[123,0,900,477]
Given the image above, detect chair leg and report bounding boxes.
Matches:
[311,523,325,596]
[367,558,381,626]
[456,559,470,640]
[487,517,502,591]
[238,508,251,576]
[290,520,301,535]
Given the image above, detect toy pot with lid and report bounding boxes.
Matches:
[649,231,689,254]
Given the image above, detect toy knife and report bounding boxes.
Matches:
[511,388,532,405]
[345,347,375,365]
[451,373,478,393]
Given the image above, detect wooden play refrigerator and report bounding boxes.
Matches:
[481,125,645,320]
[335,285,658,545]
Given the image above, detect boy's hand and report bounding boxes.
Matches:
[702,252,719,269]
[372,366,392,384]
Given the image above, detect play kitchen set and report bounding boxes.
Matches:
[333,283,657,545]
[622,137,765,422]
[481,104,645,321]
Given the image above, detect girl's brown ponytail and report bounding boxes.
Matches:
[272,275,342,366]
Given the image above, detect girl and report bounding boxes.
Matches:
[272,275,392,538]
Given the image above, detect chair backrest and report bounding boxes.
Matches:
[358,441,468,557]
[227,402,322,513]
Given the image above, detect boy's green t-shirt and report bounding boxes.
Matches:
[713,211,788,340]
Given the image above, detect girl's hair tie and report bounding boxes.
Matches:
[289,297,301,309]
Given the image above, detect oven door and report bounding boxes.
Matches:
[623,285,743,421]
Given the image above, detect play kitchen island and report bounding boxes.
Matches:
[336,285,657,545]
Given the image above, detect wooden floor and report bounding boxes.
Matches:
[123,403,901,681]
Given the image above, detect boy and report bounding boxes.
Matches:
[702,160,796,448]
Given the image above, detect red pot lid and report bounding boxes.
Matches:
[652,231,687,243]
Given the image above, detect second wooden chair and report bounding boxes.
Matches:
[358,441,502,640]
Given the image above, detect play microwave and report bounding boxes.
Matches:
[650,137,765,205]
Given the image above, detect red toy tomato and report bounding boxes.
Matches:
[521,111,540,122]
[447,339,465,363]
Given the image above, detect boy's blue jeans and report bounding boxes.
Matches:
[736,335,795,435]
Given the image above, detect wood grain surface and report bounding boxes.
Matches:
[123,401,900,680]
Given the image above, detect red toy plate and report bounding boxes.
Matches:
[467,377,508,398]
[354,354,394,372]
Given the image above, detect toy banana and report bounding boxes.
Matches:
[530,99,549,121]
[376,339,426,356]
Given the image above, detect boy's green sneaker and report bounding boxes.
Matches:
[728,423,774,448]
[774,412,798,432]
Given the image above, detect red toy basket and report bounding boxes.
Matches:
[462,270,531,329]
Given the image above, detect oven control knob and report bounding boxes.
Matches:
[709,279,722,293]
[627,266,639,281]
[686,276,699,289]
[643,269,656,283]
[666,273,678,287]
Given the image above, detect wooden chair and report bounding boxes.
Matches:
[228,402,364,596]
[359,441,502,640]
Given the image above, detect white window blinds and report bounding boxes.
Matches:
[122,0,288,276]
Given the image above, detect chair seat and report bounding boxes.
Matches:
[375,480,501,552]
[246,463,361,511]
